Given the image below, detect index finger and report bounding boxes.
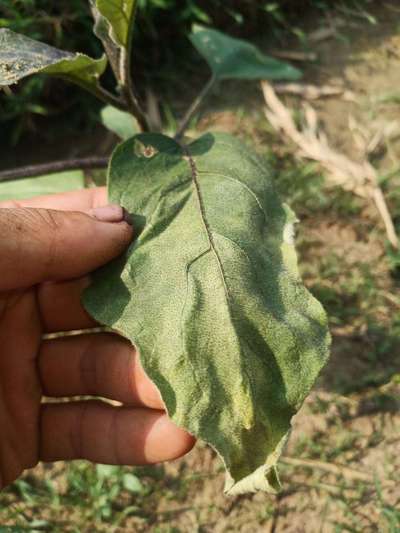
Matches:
[0,187,108,211]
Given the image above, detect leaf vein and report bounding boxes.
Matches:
[183,147,230,301]
[183,146,257,426]
[198,170,266,221]
[211,231,252,264]
[179,248,211,405]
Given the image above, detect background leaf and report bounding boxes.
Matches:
[0,171,85,201]
[0,28,106,89]
[101,105,138,140]
[84,132,330,495]
[95,0,137,48]
[190,25,301,81]
[122,473,144,494]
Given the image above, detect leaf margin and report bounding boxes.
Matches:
[189,24,302,82]
[0,28,106,89]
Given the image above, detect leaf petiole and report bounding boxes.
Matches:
[175,75,216,140]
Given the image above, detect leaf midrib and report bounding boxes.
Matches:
[183,145,257,427]
[183,145,230,302]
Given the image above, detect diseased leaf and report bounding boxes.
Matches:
[84,132,330,495]
[90,2,121,71]
[0,171,85,202]
[0,29,106,88]
[101,105,138,140]
[91,1,113,43]
[95,0,137,47]
[190,25,301,81]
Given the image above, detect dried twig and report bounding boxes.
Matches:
[308,18,347,42]
[273,82,355,102]
[0,157,108,182]
[381,291,400,308]
[269,50,317,62]
[1,85,12,96]
[261,81,399,249]
[282,456,395,487]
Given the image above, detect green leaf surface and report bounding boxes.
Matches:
[0,171,85,202]
[0,29,106,88]
[96,464,119,479]
[84,132,330,495]
[95,0,137,47]
[101,105,138,140]
[122,473,144,493]
[190,25,301,81]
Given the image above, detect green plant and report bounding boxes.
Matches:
[0,0,104,144]
[0,2,331,496]
[0,0,377,147]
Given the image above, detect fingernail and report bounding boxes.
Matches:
[89,204,132,225]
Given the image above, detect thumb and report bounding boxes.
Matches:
[0,205,133,290]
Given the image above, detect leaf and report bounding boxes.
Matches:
[0,29,106,88]
[101,105,138,140]
[122,473,143,493]
[95,0,137,48]
[0,171,85,202]
[90,2,120,66]
[190,25,301,81]
[96,464,120,479]
[83,132,330,495]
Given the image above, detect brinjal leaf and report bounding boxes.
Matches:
[95,0,137,48]
[83,132,330,495]
[0,29,106,89]
[101,105,138,140]
[0,171,85,202]
[190,25,301,81]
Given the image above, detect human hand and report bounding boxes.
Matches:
[0,187,195,490]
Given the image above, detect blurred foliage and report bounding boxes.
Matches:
[0,0,104,145]
[0,0,334,147]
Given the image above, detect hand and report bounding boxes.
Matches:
[0,187,195,490]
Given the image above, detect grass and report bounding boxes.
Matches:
[1,463,153,531]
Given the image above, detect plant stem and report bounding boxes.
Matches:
[119,48,148,131]
[0,157,109,182]
[71,78,127,112]
[88,2,147,127]
[119,5,149,131]
[175,76,216,140]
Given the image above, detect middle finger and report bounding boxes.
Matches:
[38,276,97,333]
[38,333,163,409]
